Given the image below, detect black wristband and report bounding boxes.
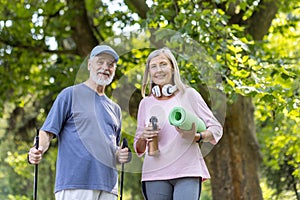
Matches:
[196,132,203,143]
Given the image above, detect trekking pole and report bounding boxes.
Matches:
[33,128,39,200]
[120,138,128,200]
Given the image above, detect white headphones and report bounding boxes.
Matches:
[152,84,177,97]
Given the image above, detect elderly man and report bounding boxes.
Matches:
[28,45,130,200]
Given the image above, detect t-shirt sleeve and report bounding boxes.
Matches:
[41,88,71,136]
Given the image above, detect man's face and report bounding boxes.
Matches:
[88,53,116,86]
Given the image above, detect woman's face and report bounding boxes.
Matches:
[148,54,173,86]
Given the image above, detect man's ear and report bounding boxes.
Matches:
[87,61,91,71]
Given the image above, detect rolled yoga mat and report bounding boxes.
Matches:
[168,106,206,132]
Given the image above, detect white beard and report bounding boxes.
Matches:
[92,70,115,86]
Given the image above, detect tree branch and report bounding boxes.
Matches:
[124,0,149,19]
[0,37,76,55]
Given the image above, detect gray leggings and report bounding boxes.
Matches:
[142,177,202,200]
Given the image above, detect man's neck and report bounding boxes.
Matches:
[84,80,105,95]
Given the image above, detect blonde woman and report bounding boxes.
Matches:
[134,47,223,200]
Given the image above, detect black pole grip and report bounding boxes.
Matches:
[122,138,128,149]
[35,128,39,149]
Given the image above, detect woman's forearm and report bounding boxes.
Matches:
[135,137,147,154]
[194,130,215,143]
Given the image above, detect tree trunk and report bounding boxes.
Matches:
[245,0,279,40]
[66,0,99,57]
[204,1,279,199]
[206,95,263,200]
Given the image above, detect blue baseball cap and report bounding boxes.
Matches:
[89,45,119,62]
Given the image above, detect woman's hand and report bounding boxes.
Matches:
[141,125,159,142]
[136,124,159,154]
[176,123,214,143]
[175,123,197,140]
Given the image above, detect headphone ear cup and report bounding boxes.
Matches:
[152,85,161,97]
[162,84,177,96]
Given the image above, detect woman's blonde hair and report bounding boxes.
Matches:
[141,47,187,97]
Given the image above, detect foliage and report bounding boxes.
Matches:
[0,0,299,199]
[254,5,300,199]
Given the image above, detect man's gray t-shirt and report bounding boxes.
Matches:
[41,83,121,195]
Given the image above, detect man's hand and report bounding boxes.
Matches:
[28,146,44,165]
[28,130,53,164]
[116,147,131,164]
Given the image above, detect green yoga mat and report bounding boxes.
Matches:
[168,106,206,132]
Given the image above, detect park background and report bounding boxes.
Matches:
[0,0,299,199]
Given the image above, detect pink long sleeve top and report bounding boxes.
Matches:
[134,87,223,181]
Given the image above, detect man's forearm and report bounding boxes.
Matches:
[35,130,53,153]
